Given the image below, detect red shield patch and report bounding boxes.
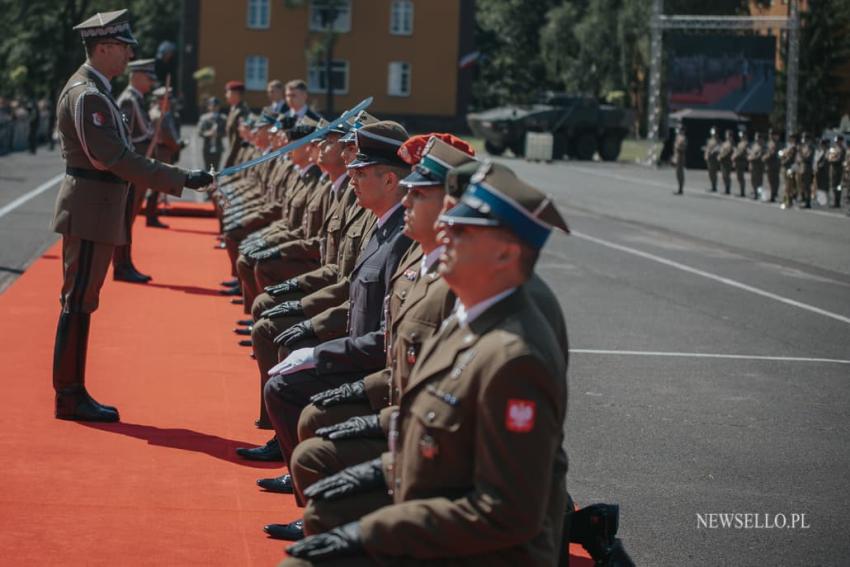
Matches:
[91,111,106,127]
[505,399,536,433]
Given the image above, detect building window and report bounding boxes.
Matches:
[390,0,413,35]
[309,0,351,33]
[245,55,269,91]
[387,62,411,97]
[247,0,270,29]
[308,60,350,95]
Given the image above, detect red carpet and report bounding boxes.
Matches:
[0,211,592,566]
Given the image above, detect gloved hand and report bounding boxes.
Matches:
[286,522,363,560]
[268,347,316,376]
[273,320,315,347]
[184,170,215,190]
[261,300,304,319]
[304,459,385,502]
[310,380,367,407]
[265,277,300,297]
[249,246,282,261]
[315,414,383,441]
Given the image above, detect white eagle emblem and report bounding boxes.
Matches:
[505,399,536,433]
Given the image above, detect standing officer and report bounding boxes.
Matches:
[814,137,830,206]
[672,126,686,195]
[764,129,781,203]
[748,132,765,200]
[703,127,719,192]
[198,97,226,171]
[223,80,249,169]
[146,86,183,227]
[283,163,570,567]
[719,129,734,194]
[52,10,213,422]
[113,58,157,282]
[780,133,798,209]
[827,135,846,208]
[732,130,749,197]
[795,132,815,209]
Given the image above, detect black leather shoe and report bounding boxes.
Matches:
[219,286,242,296]
[255,418,273,430]
[234,326,252,335]
[114,265,152,284]
[264,519,304,541]
[236,319,253,326]
[257,474,294,493]
[239,339,253,347]
[146,218,170,229]
[56,390,120,422]
[222,278,240,288]
[235,438,282,461]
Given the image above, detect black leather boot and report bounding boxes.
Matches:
[145,192,169,228]
[113,244,152,283]
[53,312,119,422]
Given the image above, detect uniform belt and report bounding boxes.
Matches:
[65,167,125,185]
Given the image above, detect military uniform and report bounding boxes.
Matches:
[197,103,226,170]
[814,141,830,205]
[51,10,210,423]
[703,131,719,192]
[827,139,846,208]
[732,135,749,197]
[718,132,734,194]
[795,135,814,208]
[223,81,249,169]
[282,162,571,567]
[780,138,798,207]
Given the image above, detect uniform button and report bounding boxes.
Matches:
[426,411,436,422]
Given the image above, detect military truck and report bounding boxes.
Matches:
[467,93,633,161]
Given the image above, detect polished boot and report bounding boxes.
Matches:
[257,474,294,494]
[113,245,151,283]
[264,519,304,541]
[145,192,169,228]
[53,312,119,422]
[235,438,282,461]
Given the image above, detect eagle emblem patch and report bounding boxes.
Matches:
[505,399,536,433]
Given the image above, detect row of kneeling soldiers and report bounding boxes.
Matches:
[673,126,850,213]
[208,105,635,566]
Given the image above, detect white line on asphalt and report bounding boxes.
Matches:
[0,173,63,220]
[567,165,842,219]
[572,230,850,326]
[571,349,850,365]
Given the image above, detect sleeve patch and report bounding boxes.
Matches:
[505,399,536,433]
[91,111,106,127]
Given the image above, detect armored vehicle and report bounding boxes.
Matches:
[467,93,633,161]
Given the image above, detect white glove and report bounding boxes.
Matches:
[269,347,316,376]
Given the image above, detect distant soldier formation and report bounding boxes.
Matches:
[678,126,850,214]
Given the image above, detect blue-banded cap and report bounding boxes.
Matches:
[401,137,477,188]
[127,58,156,78]
[258,109,278,127]
[348,121,410,169]
[339,111,380,144]
[286,117,318,141]
[74,10,139,47]
[439,162,569,250]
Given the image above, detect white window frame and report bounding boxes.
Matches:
[387,61,412,97]
[245,55,269,91]
[308,60,350,95]
[309,0,351,33]
[389,0,414,36]
[247,0,270,29]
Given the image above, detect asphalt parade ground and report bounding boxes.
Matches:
[1,141,848,565]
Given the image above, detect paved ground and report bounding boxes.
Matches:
[1,144,848,565]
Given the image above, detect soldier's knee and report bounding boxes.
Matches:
[298,404,325,442]
[252,292,275,318]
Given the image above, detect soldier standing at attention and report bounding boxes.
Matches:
[146,86,183,228]
[703,127,720,192]
[52,10,214,422]
[223,80,250,169]
[780,133,798,209]
[796,132,815,209]
[719,129,734,194]
[732,130,749,197]
[198,96,226,171]
[672,126,687,195]
[827,135,845,208]
[748,132,765,200]
[764,129,781,203]
[113,58,157,282]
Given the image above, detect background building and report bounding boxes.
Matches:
[183,0,475,130]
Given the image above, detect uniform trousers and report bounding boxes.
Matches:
[61,236,114,314]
